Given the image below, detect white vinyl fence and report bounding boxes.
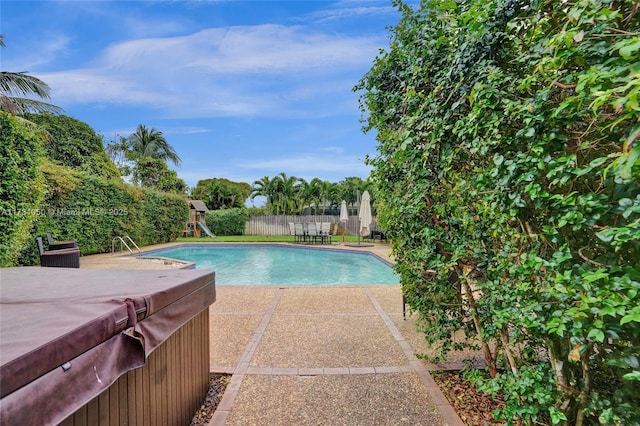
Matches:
[244,215,369,236]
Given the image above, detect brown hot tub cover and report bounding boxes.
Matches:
[0,267,215,425]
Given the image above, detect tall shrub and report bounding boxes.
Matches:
[358,0,639,424]
[17,161,189,265]
[205,208,248,236]
[138,187,190,243]
[0,112,46,266]
[23,113,120,180]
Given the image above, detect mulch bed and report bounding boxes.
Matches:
[190,373,231,426]
[431,370,508,425]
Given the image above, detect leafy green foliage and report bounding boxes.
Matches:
[126,124,181,167]
[205,208,249,236]
[17,160,188,265]
[0,112,46,266]
[104,124,184,188]
[23,113,120,180]
[132,157,187,194]
[358,0,639,423]
[2,112,188,267]
[104,135,132,178]
[192,178,251,210]
[250,173,372,215]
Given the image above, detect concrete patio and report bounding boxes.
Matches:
[81,242,468,425]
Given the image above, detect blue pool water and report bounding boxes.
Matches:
[141,245,399,285]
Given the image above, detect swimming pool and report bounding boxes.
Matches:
[141,245,399,285]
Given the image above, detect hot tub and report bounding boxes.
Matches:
[0,267,215,425]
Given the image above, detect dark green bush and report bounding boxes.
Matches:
[137,188,189,244]
[17,160,189,265]
[358,0,639,423]
[0,113,46,267]
[205,208,248,236]
[23,112,120,180]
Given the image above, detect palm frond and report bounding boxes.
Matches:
[0,95,63,115]
[0,71,52,98]
[127,124,182,167]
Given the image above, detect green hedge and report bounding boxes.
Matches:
[358,0,640,423]
[205,208,248,236]
[23,113,120,180]
[17,160,189,265]
[1,111,189,267]
[0,113,47,267]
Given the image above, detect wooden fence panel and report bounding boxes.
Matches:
[244,215,368,236]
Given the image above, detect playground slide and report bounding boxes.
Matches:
[197,222,216,238]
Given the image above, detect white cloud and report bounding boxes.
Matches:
[240,153,369,174]
[306,5,397,24]
[38,24,384,119]
[94,25,379,75]
[164,126,213,135]
[5,34,72,71]
[320,146,346,155]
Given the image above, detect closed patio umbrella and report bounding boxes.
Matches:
[339,200,348,242]
[358,190,372,238]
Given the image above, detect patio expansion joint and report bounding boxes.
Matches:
[273,312,379,317]
[210,287,464,426]
[363,288,465,426]
[210,311,275,316]
[209,287,284,426]
[240,365,415,376]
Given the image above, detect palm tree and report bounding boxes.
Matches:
[302,178,323,214]
[0,35,62,115]
[339,177,372,215]
[325,182,342,209]
[127,124,181,167]
[317,179,337,214]
[251,176,275,212]
[269,173,303,215]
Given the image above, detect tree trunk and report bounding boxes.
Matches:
[547,338,576,426]
[460,265,497,378]
[499,325,519,376]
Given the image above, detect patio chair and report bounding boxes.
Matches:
[46,233,77,250]
[367,223,386,242]
[294,223,306,243]
[36,237,80,268]
[370,230,386,242]
[306,222,326,244]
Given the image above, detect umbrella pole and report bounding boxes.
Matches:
[356,191,361,246]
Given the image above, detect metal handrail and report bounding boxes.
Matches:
[112,236,141,255]
[122,235,141,253]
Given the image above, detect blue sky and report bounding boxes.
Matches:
[2,1,408,202]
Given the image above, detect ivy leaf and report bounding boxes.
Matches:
[573,30,584,43]
[623,371,640,381]
[439,1,457,11]
[583,269,608,283]
[588,329,605,343]
[621,310,640,325]
[618,39,640,60]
